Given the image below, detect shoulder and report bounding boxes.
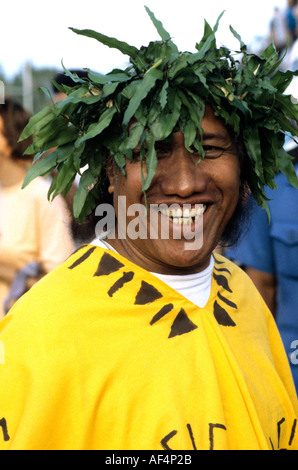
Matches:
[213,252,250,278]
[212,254,275,343]
[0,246,107,353]
[22,177,70,216]
[22,176,51,196]
[213,253,270,310]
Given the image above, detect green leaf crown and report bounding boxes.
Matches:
[19,6,298,223]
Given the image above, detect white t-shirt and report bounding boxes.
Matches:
[0,177,75,318]
[91,238,213,308]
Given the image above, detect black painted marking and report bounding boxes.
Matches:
[209,423,227,451]
[213,300,236,327]
[217,292,237,310]
[108,271,134,297]
[289,419,297,446]
[134,281,163,305]
[214,266,231,276]
[187,424,197,450]
[213,272,232,293]
[66,244,88,260]
[168,308,198,338]
[161,430,177,450]
[0,418,10,442]
[94,252,125,276]
[68,246,96,269]
[150,304,174,325]
[213,256,225,265]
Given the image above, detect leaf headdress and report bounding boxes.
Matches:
[20,6,298,222]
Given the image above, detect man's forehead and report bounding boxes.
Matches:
[201,105,232,139]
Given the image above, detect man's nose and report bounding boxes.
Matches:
[160,151,206,198]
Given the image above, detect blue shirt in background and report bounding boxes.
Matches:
[226,162,298,391]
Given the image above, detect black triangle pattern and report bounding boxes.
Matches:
[135,281,163,305]
[94,252,125,276]
[69,248,237,336]
[213,301,236,327]
[168,309,198,338]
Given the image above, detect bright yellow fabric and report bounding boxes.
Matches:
[0,245,297,450]
[0,177,75,318]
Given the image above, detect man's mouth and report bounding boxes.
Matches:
[159,205,207,225]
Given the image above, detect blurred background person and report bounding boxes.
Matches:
[0,97,75,318]
[225,133,298,392]
[270,7,288,56]
[286,0,298,45]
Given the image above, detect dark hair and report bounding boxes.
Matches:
[0,97,33,160]
[52,70,89,93]
[219,138,255,247]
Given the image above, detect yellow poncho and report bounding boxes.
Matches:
[0,245,297,450]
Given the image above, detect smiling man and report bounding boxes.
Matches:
[0,8,298,451]
[106,105,241,274]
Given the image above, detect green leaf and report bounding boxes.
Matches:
[143,131,157,191]
[149,92,182,141]
[274,94,298,123]
[61,61,89,84]
[73,143,86,172]
[121,80,141,100]
[19,106,54,141]
[123,68,163,126]
[76,185,100,224]
[113,152,127,172]
[194,12,225,60]
[183,120,197,151]
[37,86,55,106]
[119,121,145,152]
[243,128,265,183]
[88,70,130,85]
[25,122,79,154]
[22,144,74,188]
[145,6,171,41]
[229,25,247,52]
[270,70,297,94]
[177,90,202,129]
[159,80,169,109]
[73,168,97,219]
[279,148,298,188]
[195,19,214,51]
[26,115,69,149]
[70,27,139,59]
[75,107,117,146]
[48,154,76,200]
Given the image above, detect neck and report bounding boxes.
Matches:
[0,157,27,188]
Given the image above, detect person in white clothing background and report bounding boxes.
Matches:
[0,97,75,318]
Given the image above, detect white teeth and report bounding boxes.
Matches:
[159,205,207,225]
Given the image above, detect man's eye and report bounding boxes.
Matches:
[132,151,141,161]
[202,145,226,159]
[155,147,170,159]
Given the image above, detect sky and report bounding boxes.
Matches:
[0,0,289,78]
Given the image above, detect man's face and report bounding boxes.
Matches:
[107,105,241,274]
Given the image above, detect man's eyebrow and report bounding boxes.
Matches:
[202,132,231,141]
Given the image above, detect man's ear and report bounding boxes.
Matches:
[106,159,115,194]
